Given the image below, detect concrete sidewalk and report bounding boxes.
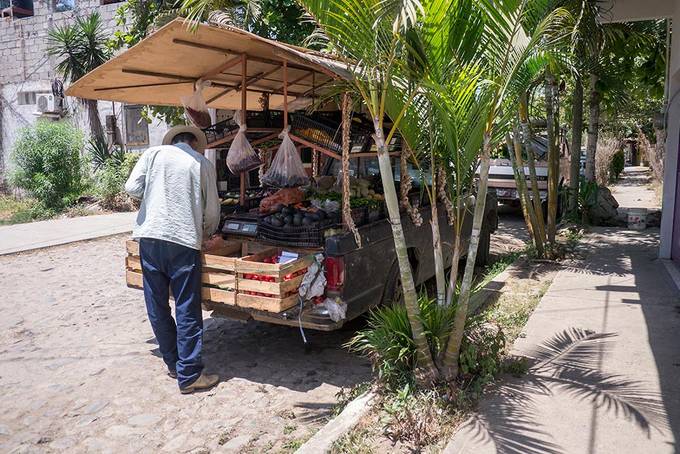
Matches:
[0,211,137,255]
[445,227,680,454]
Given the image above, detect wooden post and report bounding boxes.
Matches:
[283,60,288,129]
[239,53,247,206]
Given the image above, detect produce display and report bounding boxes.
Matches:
[261,205,332,229]
[259,187,304,214]
[220,189,269,207]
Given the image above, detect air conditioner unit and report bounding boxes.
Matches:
[36,93,62,114]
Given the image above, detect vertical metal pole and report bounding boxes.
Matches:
[283,60,288,129]
[239,53,247,206]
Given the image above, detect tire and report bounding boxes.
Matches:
[381,262,404,306]
[476,223,491,267]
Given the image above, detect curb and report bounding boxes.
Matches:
[295,391,375,454]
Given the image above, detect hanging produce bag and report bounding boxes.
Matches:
[226,111,262,173]
[261,129,309,188]
[181,80,212,128]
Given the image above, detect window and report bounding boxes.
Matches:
[17,91,37,105]
[54,0,74,12]
[0,0,34,18]
[124,105,149,146]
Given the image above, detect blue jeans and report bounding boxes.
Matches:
[139,238,203,388]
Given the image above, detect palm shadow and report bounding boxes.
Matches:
[460,328,668,454]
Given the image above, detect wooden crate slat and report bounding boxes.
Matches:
[202,273,236,288]
[202,287,236,305]
[238,273,304,295]
[126,239,139,256]
[277,255,314,277]
[126,270,143,288]
[237,292,299,312]
[126,255,142,271]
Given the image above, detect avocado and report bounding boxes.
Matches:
[283,215,293,225]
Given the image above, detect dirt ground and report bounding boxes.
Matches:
[0,235,372,454]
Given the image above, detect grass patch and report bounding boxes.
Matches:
[331,423,376,453]
[0,195,54,225]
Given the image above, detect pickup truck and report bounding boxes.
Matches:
[205,154,499,331]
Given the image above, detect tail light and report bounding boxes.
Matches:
[325,255,345,292]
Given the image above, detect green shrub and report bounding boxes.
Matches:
[610,149,625,181]
[348,294,506,392]
[347,295,455,389]
[10,120,84,210]
[95,152,140,209]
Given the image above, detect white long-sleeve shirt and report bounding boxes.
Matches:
[125,143,221,250]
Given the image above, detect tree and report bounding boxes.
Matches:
[48,13,111,141]
[298,0,441,382]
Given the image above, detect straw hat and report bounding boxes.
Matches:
[162,125,208,153]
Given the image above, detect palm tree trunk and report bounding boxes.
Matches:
[585,73,600,183]
[441,133,491,379]
[86,99,105,141]
[569,78,584,214]
[445,222,462,306]
[373,119,439,380]
[519,93,546,243]
[430,167,446,305]
[545,73,559,245]
[505,133,535,239]
[507,131,545,256]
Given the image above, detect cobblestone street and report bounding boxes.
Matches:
[0,235,371,453]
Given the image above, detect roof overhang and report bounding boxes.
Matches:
[66,19,351,111]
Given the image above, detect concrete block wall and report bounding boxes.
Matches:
[0,0,167,182]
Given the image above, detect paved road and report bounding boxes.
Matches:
[610,166,661,211]
[0,212,137,255]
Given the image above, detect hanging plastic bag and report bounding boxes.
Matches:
[181,80,212,128]
[226,111,262,173]
[261,129,309,188]
[298,254,326,300]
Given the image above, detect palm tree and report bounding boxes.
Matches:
[48,13,111,141]
[299,0,441,381]
[436,0,571,379]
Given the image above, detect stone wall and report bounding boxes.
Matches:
[0,0,167,183]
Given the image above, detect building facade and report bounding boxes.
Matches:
[0,0,167,184]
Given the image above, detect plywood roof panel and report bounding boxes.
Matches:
[66,19,349,111]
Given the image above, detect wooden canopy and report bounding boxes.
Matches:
[66,19,350,111]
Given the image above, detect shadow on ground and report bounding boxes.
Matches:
[462,328,669,454]
[452,227,679,453]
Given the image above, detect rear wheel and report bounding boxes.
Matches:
[381,263,404,306]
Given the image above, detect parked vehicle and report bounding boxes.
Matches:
[200,154,498,331]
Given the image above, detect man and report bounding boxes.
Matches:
[125,125,221,394]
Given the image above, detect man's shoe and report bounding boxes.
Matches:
[180,373,219,394]
[168,369,177,379]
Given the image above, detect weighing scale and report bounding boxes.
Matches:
[221,213,260,237]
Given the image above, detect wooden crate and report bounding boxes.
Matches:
[235,248,314,312]
[125,241,315,314]
[125,239,239,306]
